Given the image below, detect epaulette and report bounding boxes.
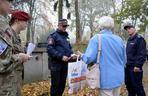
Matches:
[137,34,142,38]
[49,29,56,36]
[50,32,55,35]
[47,31,56,39]
[0,16,7,23]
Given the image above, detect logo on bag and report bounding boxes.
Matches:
[71,68,79,76]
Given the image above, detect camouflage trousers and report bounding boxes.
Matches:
[14,69,23,96]
[0,70,23,96]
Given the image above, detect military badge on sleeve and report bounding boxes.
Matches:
[0,40,8,55]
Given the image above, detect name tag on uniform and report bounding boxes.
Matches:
[130,43,135,45]
[0,40,8,55]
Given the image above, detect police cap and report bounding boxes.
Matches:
[123,23,135,30]
[58,19,69,26]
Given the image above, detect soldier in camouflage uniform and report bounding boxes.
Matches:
[0,0,30,96]
[9,10,30,96]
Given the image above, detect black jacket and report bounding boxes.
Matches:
[47,29,73,67]
[126,33,146,67]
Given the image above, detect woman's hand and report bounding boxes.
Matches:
[18,53,31,62]
[77,51,82,55]
[77,51,83,59]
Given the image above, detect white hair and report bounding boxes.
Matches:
[98,16,114,29]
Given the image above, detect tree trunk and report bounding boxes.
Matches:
[26,0,36,43]
[58,0,63,20]
[27,21,31,42]
[111,0,116,14]
[75,0,81,44]
[89,9,95,37]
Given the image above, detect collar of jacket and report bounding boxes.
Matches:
[11,28,20,39]
[100,29,113,34]
[11,28,17,36]
[129,33,138,40]
[56,29,68,37]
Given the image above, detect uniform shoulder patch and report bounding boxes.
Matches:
[48,37,54,45]
[0,40,8,55]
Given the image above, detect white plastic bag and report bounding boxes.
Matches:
[86,64,100,89]
[68,59,87,94]
[80,61,88,89]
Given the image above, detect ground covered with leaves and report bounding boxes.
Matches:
[22,62,148,96]
[22,74,148,96]
[22,80,129,96]
[22,76,148,96]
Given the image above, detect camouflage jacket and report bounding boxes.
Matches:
[0,15,19,74]
[11,29,24,70]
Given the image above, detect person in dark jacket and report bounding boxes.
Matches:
[47,19,75,96]
[124,23,147,96]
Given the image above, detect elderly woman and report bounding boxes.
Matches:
[78,16,127,96]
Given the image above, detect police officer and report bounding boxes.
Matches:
[0,0,30,96]
[9,10,30,96]
[124,23,146,96]
[47,19,74,96]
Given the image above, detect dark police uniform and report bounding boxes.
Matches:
[47,29,73,96]
[125,33,146,96]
